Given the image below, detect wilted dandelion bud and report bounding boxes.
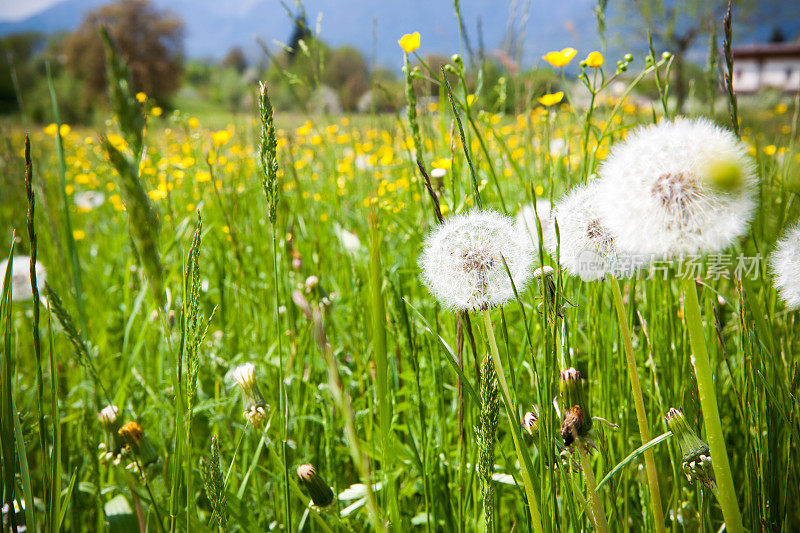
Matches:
[97,405,124,463]
[305,275,319,290]
[297,463,335,507]
[419,210,533,311]
[523,405,540,437]
[559,368,593,447]
[665,408,715,487]
[232,363,269,427]
[118,421,159,468]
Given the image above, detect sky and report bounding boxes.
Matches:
[0,0,60,21]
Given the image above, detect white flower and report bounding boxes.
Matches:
[547,184,644,281]
[0,256,46,301]
[515,199,554,252]
[770,224,800,308]
[430,168,447,179]
[418,210,533,311]
[74,191,105,210]
[596,117,757,260]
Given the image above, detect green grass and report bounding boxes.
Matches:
[1,42,799,533]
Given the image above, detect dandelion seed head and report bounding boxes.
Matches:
[770,224,800,308]
[0,256,46,302]
[419,210,533,311]
[596,117,757,259]
[546,184,643,281]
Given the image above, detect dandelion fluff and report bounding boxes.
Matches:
[546,184,644,281]
[770,224,800,308]
[419,210,533,311]
[0,256,46,301]
[596,117,757,259]
[515,199,554,251]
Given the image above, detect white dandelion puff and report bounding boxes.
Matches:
[1,256,46,302]
[596,117,757,259]
[546,184,644,281]
[334,225,363,253]
[430,167,447,179]
[770,224,800,308]
[419,210,533,311]
[74,191,106,210]
[515,199,554,252]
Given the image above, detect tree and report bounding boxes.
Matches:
[613,0,787,112]
[63,0,184,103]
[222,47,248,73]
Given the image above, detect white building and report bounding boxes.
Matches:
[731,42,800,93]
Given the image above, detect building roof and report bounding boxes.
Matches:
[732,42,800,59]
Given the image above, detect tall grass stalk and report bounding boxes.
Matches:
[681,277,743,532]
[609,277,665,532]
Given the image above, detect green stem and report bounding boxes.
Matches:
[610,278,665,533]
[576,441,608,533]
[481,309,544,533]
[272,225,291,531]
[681,277,743,533]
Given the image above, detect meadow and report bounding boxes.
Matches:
[1,25,800,533]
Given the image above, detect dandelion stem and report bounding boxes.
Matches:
[576,440,608,533]
[610,277,665,533]
[681,277,743,533]
[481,309,544,533]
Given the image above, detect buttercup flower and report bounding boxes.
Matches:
[596,117,757,260]
[546,184,644,281]
[542,48,577,67]
[538,92,564,106]
[584,51,604,68]
[398,32,421,54]
[1,256,46,302]
[770,224,800,308]
[419,210,533,311]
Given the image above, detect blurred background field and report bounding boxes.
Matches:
[1,0,800,532]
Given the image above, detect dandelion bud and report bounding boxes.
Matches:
[523,405,540,437]
[232,363,269,427]
[297,463,335,507]
[118,421,159,467]
[559,368,592,446]
[98,405,124,460]
[665,408,715,487]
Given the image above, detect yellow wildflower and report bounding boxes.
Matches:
[398,32,421,53]
[432,158,452,170]
[584,51,604,68]
[188,117,199,128]
[73,230,86,241]
[538,92,564,106]
[135,92,147,103]
[212,130,232,146]
[542,48,577,67]
[151,106,162,117]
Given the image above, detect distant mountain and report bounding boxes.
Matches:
[1,0,798,70]
[0,0,602,69]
